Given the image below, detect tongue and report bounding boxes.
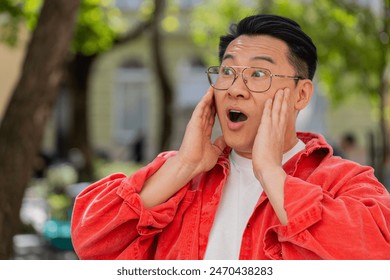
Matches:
[229,111,248,122]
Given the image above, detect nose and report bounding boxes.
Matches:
[227,72,250,99]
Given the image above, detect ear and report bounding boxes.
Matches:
[294,80,313,111]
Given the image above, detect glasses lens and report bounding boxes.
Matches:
[207,66,271,92]
[244,68,271,92]
[207,66,235,90]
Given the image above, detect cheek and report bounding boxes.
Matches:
[215,105,224,123]
[249,113,262,134]
[253,98,268,119]
[214,95,225,118]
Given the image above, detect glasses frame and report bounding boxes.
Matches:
[206,65,305,93]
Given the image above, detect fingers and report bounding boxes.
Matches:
[194,87,214,112]
[200,86,215,107]
[261,97,272,127]
[263,88,290,127]
[277,88,290,127]
[190,87,213,118]
[271,89,283,120]
[272,88,289,117]
[186,87,216,140]
[202,87,216,128]
[255,88,290,169]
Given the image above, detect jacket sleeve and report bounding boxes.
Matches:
[70,152,190,260]
[264,158,390,259]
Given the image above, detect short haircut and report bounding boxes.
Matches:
[219,14,317,80]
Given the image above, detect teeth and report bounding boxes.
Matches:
[228,109,248,123]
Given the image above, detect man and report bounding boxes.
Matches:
[71,14,390,259]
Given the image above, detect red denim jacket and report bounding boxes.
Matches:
[71,132,390,259]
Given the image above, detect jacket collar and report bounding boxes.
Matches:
[218,132,333,175]
[284,132,333,176]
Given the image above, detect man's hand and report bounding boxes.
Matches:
[252,88,291,225]
[177,87,226,177]
[253,88,289,173]
[140,87,225,208]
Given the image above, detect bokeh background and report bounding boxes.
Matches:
[0,0,389,259]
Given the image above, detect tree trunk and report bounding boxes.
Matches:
[0,0,80,259]
[150,0,173,152]
[67,53,96,181]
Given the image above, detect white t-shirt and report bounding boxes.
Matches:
[203,140,305,259]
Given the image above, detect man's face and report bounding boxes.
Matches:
[214,35,302,158]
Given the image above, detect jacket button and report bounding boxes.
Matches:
[247,223,251,228]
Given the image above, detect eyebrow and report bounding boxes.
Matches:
[222,54,276,64]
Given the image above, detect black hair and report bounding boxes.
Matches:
[219,14,317,80]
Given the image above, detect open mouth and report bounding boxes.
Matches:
[228,109,248,123]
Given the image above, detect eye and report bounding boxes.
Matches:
[251,69,267,78]
[221,66,235,76]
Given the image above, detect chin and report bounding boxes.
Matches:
[223,135,253,157]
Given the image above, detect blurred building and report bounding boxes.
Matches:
[84,0,212,162]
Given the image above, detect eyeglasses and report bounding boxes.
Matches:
[206,65,305,93]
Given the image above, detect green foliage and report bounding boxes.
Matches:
[47,193,71,220]
[279,0,384,105]
[0,0,127,55]
[21,0,42,29]
[0,0,34,46]
[138,0,156,20]
[191,0,260,65]
[161,0,180,33]
[73,0,127,55]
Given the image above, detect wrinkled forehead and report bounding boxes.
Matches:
[222,35,291,67]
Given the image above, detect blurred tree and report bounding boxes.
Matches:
[191,0,389,183]
[150,0,173,151]
[0,0,80,260]
[66,0,170,178]
[65,0,171,180]
[284,0,390,182]
[0,0,128,181]
[1,0,172,181]
[60,0,127,181]
[0,0,171,259]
